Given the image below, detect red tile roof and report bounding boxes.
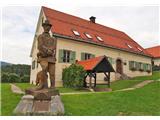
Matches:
[42,6,150,57]
[77,56,104,71]
[77,56,115,72]
[145,45,160,58]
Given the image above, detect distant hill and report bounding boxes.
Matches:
[0,61,12,66]
[1,61,31,77]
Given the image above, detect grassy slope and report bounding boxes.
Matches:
[131,71,160,80]
[62,81,160,116]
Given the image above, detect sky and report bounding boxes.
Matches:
[2,5,159,65]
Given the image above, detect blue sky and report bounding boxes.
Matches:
[2,6,159,65]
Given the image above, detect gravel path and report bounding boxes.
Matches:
[115,80,154,92]
[61,80,154,95]
[10,84,25,94]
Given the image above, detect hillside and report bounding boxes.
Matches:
[0,61,12,66]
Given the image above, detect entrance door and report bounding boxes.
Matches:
[116,59,123,74]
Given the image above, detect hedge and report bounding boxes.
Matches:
[62,64,86,88]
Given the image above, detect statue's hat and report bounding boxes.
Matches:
[42,20,52,27]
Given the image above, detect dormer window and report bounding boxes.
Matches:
[72,30,80,36]
[126,44,132,48]
[96,36,103,41]
[85,33,92,39]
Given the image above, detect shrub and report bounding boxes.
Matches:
[1,72,9,83]
[8,73,20,83]
[21,75,30,83]
[62,64,86,88]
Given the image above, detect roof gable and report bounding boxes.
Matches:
[42,6,150,57]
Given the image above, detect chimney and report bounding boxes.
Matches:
[89,16,96,23]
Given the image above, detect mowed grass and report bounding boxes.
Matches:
[1,83,34,116]
[1,83,22,116]
[1,71,160,116]
[62,81,160,116]
[15,83,35,91]
[131,71,160,80]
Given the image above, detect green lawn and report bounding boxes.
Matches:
[62,81,160,115]
[15,83,35,91]
[1,71,160,116]
[1,83,22,116]
[131,71,160,80]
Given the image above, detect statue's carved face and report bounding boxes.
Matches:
[43,25,51,33]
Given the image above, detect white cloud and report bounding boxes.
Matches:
[2,6,159,64]
[2,6,40,64]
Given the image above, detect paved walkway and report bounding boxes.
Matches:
[116,80,154,92]
[10,84,25,94]
[61,80,154,95]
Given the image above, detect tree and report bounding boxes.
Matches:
[8,73,20,83]
[21,75,30,83]
[1,72,9,83]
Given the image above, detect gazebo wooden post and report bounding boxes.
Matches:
[108,72,110,88]
[94,73,97,87]
[89,72,92,88]
[104,72,111,88]
[83,73,88,87]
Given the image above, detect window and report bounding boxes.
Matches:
[108,57,114,64]
[129,61,136,70]
[32,60,35,70]
[139,62,144,71]
[126,44,132,48]
[96,36,103,41]
[81,52,95,60]
[63,50,71,63]
[72,30,80,36]
[59,49,76,63]
[146,64,152,72]
[85,53,91,60]
[85,33,92,39]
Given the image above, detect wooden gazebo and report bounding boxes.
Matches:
[77,55,115,88]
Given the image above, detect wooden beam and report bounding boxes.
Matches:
[94,73,97,87]
[108,72,110,88]
[83,72,89,87]
[104,72,110,88]
[89,72,92,88]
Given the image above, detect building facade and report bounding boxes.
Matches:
[30,6,152,87]
[145,45,160,66]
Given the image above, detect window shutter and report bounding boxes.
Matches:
[129,61,134,70]
[108,57,113,64]
[143,63,147,71]
[91,54,95,58]
[129,61,131,70]
[32,60,35,70]
[58,49,64,63]
[135,62,139,70]
[111,58,115,64]
[81,52,85,60]
[70,51,76,63]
